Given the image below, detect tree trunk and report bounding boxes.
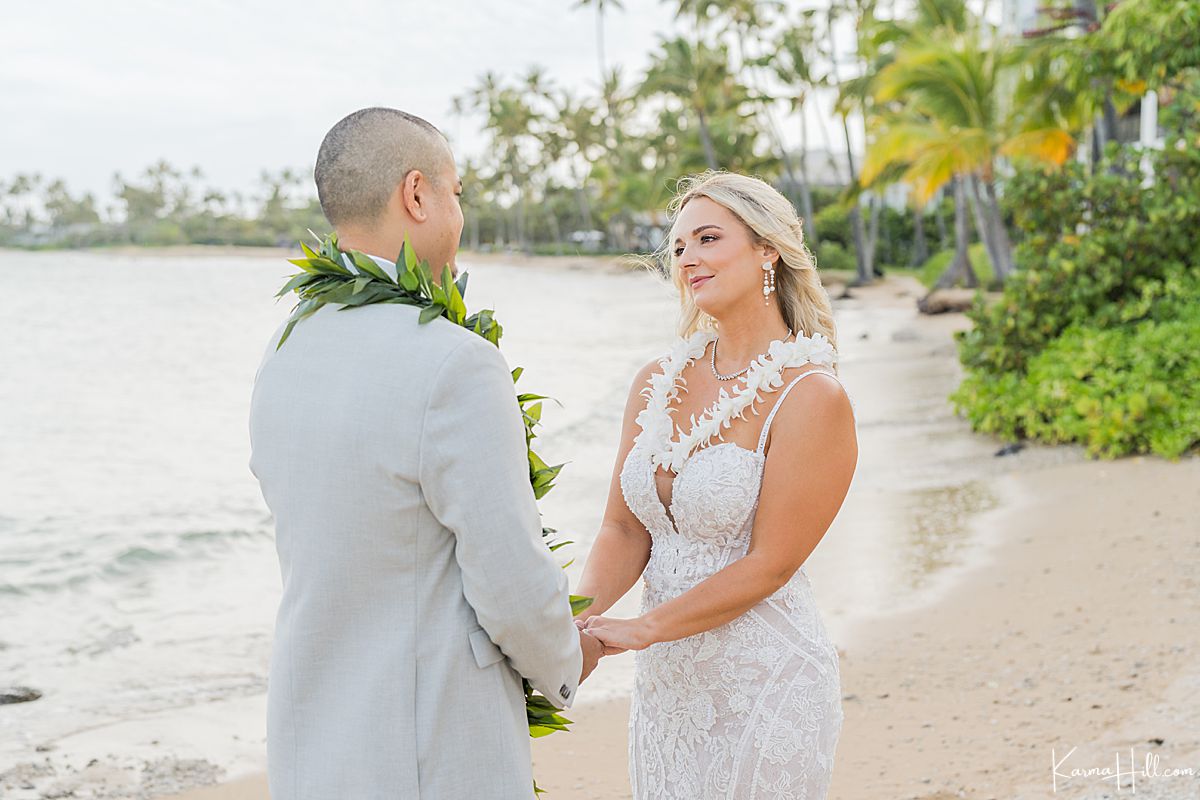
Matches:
[849,204,871,285]
[982,177,1014,281]
[798,115,819,249]
[966,174,1001,282]
[546,205,565,255]
[912,201,929,266]
[934,190,950,249]
[573,165,594,233]
[931,177,977,291]
[865,192,881,276]
[696,107,719,170]
[841,114,872,284]
[596,5,615,149]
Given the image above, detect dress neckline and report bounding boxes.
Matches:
[633,329,838,475]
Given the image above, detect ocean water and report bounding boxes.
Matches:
[0,249,1016,783]
[0,250,684,768]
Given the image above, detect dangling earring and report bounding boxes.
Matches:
[762,260,776,305]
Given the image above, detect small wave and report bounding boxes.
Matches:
[0,526,272,596]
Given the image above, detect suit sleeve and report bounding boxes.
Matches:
[418,334,582,708]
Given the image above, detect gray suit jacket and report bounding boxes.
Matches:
[249,292,581,800]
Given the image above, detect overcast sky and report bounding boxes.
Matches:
[2,0,862,204]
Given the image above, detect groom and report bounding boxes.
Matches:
[249,107,603,799]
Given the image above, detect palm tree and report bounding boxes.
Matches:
[825,0,878,284]
[861,31,1074,284]
[552,92,604,234]
[573,0,624,144]
[641,37,748,170]
[773,18,823,248]
[455,71,544,252]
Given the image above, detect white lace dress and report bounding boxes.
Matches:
[619,331,847,800]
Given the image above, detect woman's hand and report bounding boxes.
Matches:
[583,615,657,654]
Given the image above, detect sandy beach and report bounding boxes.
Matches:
[7,268,1196,800]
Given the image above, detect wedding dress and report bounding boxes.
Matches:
[619,330,847,800]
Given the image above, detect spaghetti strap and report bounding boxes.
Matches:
[755,369,847,455]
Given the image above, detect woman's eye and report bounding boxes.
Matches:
[700,234,717,243]
[673,247,684,256]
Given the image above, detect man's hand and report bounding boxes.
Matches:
[578,628,604,683]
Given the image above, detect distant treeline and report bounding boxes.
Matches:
[0,157,965,275]
[0,163,327,249]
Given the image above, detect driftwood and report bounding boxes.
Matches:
[917,288,976,314]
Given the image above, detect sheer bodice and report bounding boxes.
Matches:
[618,333,846,799]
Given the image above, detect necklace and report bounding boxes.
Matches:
[710,330,795,381]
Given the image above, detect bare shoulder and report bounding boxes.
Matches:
[769,365,855,434]
[628,355,665,397]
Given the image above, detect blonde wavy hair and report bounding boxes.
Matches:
[655,170,838,357]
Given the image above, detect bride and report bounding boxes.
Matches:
[577,171,857,799]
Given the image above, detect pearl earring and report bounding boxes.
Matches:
[762,261,775,305]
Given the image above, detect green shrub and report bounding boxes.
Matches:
[917,243,993,289]
[951,312,1200,458]
[815,241,856,273]
[957,145,1200,376]
[951,141,1200,459]
[812,203,852,250]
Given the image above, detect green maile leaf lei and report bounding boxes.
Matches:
[276,231,592,793]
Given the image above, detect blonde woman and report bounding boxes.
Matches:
[577,171,857,799]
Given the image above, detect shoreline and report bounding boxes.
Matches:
[0,244,857,287]
[157,452,1200,800]
[0,243,635,270]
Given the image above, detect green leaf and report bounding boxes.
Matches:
[276,272,316,297]
[300,241,321,261]
[348,251,393,283]
[318,233,340,262]
[275,297,324,350]
[402,235,418,273]
[418,304,444,324]
[570,595,594,616]
[399,270,419,291]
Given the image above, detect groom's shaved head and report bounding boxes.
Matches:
[314,107,453,227]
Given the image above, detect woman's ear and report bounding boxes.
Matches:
[760,245,780,265]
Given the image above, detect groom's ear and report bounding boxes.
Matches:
[399,169,429,223]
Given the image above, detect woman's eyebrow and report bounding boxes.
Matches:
[675,224,723,244]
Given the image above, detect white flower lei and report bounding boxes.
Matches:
[636,329,838,473]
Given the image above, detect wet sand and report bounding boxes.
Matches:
[14,273,1197,800]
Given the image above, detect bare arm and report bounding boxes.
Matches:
[585,373,857,650]
[573,360,659,623]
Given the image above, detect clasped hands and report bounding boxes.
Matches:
[576,614,657,682]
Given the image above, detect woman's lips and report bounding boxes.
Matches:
[690,275,713,290]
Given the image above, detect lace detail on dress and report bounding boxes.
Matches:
[619,343,848,800]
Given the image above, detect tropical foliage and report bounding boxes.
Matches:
[950,9,1200,458]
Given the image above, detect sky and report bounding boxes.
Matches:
[2,0,863,206]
